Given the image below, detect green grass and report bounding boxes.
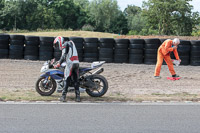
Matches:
[152,92,198,97]
[1,89,200,102]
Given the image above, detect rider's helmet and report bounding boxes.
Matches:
[53,36,65,50]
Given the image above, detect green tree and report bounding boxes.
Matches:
[0,0,5,28]
[0,0,23,30]
[0,0,88,30]
[50,0,86,30]
[0,0,4,9]
[171,5,199,35]
[142,0,199,35]
[35,0,60,29]
[124,5,147,35]
[21,0,48,30]
[0,0,55,30]
[74,0,89,10]
[88,0,127,33]
[74,0,90,29]
[124,5,141,16]
[0,0,130,33]
[110,11,128,34]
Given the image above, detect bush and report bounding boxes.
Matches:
[192,30,200,36]
[82,24,94,31]
[127,30,138,35]
[127,28,159,36]
[148,29,159,35]
[139,29,148,36]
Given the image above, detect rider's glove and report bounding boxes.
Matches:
[54,63,60,69]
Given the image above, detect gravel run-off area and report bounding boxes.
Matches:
[0,59,200,102]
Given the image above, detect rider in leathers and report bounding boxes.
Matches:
[53,36,80,102]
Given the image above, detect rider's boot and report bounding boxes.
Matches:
[59,79,68,102]
[75,90,81,102]
[59,94,66,102]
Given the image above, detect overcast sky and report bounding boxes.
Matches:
[117,0,200,12]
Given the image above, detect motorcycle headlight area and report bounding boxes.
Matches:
[41,65,49,72]
[43,61,49,66]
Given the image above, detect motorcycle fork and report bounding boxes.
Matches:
[43,76,51,88]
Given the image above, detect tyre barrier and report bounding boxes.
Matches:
[54,47,61,61]
[190,40,200,66]
[1,34,200,66]
[24,36,39,60]
[179,40,191,65]
[160,39,167,44]
[0,34,9,59]
[83,38,99,62]
[69,37,84,61]
[39,36,54,61]
[99,38,115,63]
[9,35,25,59]
[129,39,144,64]
[144,38,161,64]
[114,39,129,63]
[171,40,191,65]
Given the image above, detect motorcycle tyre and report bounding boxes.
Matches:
[36,77,57,96]
[86,74,108,97]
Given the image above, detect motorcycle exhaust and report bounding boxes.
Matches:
[92,68,104,75]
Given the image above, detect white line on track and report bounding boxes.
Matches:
[1,101,200,105]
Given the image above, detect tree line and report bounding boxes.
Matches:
[0,0,199,36]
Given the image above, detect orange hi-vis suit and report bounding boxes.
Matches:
[154,39,180,76]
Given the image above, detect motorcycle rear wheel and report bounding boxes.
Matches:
[35,77,57,96]
[86,74,108,97]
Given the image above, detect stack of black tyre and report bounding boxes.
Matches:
[160,39,167,44]
[53,37,69,61]
[114,39,129,63]
[69,37,84,62]
[83,38,99,62]
[190,40,200,66]
[144,38,161,64]
[24,36,39,60]
[99,38,115,63]
[129,39,144,64]
[9,35,25,59]
[39,36,54,61]
[171,40,191,65]
[0,34,9,59]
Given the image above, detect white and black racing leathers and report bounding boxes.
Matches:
[58,41,80,96]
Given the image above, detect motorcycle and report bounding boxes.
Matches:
[35,59,108,97]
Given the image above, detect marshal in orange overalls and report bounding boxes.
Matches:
[154,40,180,76]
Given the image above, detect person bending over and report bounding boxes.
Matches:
[53,36,80,102]
[154,38,181,79]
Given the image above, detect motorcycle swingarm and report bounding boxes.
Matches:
[83,76,98,90]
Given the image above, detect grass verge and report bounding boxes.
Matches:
[0,89,200,102]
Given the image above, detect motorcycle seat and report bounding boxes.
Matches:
[79,67,92,72]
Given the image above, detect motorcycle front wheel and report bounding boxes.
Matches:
[86,74,108,97]
[35,77,57,96]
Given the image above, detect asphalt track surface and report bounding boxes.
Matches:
[0,102,200,133]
